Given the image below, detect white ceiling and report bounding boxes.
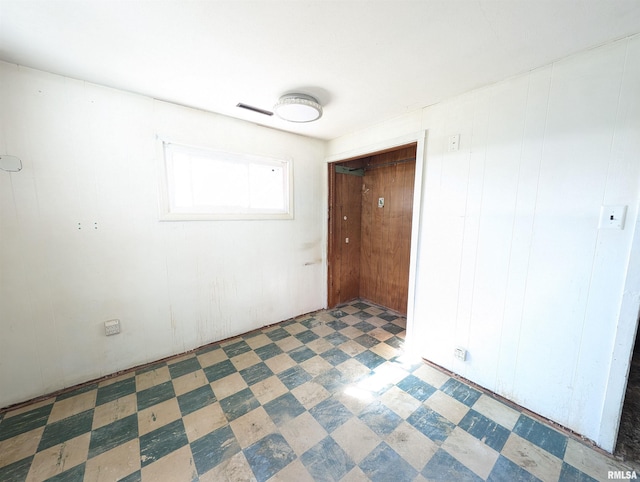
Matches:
[1,1,640,140]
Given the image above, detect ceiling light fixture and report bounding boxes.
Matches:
[273,94,323,123]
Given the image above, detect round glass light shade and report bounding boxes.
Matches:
[274,94,323,123]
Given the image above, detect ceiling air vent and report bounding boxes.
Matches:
[236,103,273,116]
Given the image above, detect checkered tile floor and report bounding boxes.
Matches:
[0,300,634,481]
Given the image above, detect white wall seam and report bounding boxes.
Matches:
[495,71,532,391]
[509,62,554,397]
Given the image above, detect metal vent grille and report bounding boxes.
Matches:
[236,103,273,116]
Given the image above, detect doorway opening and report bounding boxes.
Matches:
[615,323,640,465]
[327,143,417,315]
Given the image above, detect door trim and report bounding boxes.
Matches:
[600,199,640,452]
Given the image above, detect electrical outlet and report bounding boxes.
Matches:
[105,319,120,336]
[448,134,460,152]
[454,347,467,361]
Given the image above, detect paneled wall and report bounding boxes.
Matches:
[327,34,640,451]
[328,146,416,314]
[360,149,415,313]
[329,165,362,305]
[0,62,326,408]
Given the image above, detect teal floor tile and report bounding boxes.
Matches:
[190,425,240,475]
[277,366,312,390]
[96,377,136,406]
[440,378,482,407]
[355,350,386,369]
[243,433,296,482]
[422,449,484,482]
[326,320,348,331]
[0,404,53,441]
[203,359,236,383]
[263,393,306,426]
[301,435,354,481]
[295,330,320,344]
[265,327,290,342]
[354,320,376,332]
[56,383,98,402]
[407,406,455,442]
[459,409,510,452]
[359,442,417,482]
[0,456,33,481]
[44,462,85,482]
[397,374,436,401]
[314,367,347,392]
[223,340,252,358]
[177,384,216,416]
[38,409,94,452]
[354,333,378,349]
[118,470,142,482]
[487,454,541,482]
[321,347,351,366]
[139,419,189,468]
[137,381,176,412]
[88,413,138,459]
[254,343,284,361]
[168,357,201,379]
[309,398,353,433]
[358,401,403,436]
[513,414,568,459]
[135,362,167,375]
[287,346,316,364]
[558,462,598,482]
[239,362,274,386]
[219,388,260,422]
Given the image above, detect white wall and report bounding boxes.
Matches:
[0,62,326,408]
[327,34,640,451]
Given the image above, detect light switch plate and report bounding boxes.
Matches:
[599,205,627,230]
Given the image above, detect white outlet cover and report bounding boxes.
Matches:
[454,347,467,361]
[105,319,120,336]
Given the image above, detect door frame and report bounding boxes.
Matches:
[324,130,427,351]
[600,199,640,451]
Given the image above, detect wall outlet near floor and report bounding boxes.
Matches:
[105,319,121,336]
[454,346,467,361]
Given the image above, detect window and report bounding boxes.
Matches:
[160,142,293,220]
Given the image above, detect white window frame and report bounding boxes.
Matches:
[159,142,293,221]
